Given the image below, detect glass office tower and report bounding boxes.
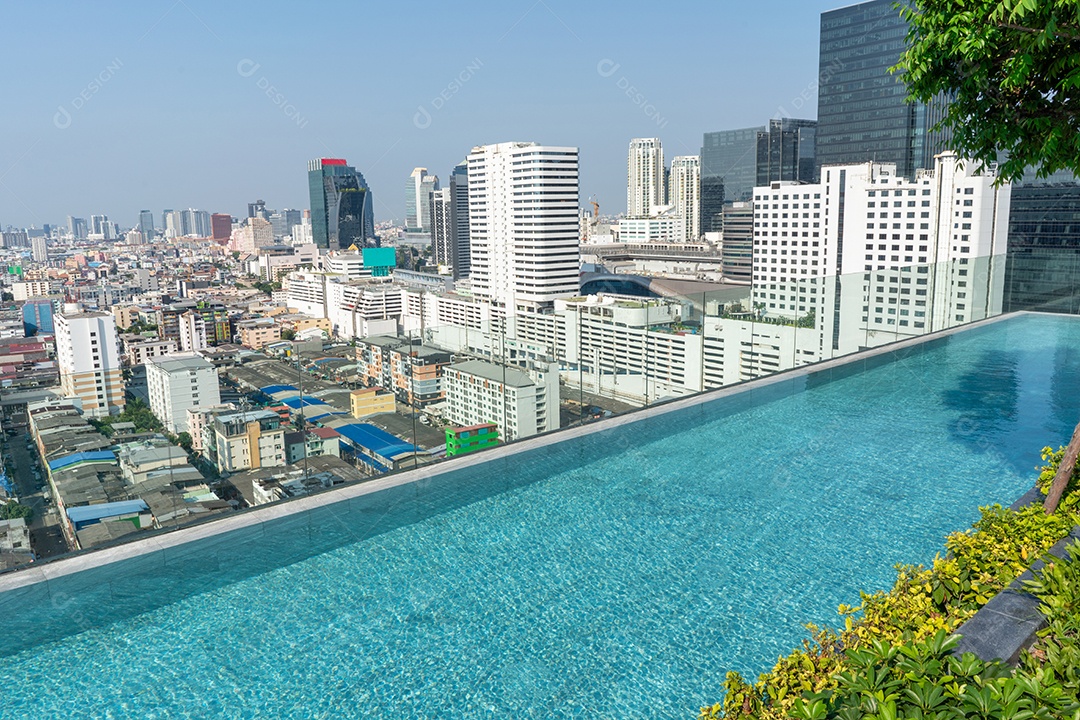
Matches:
[815,0,949,179]
[308,158,377,250]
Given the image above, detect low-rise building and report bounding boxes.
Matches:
[146,353,221,434]
[284,427,341,464]
[445,423,499,457]
[209,409,286,472]
[237,321,281,349]
[350,387,396,418]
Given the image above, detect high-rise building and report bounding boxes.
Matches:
[230,217,274,254]
[164,210,181,239]
[405,168,439,233]
[67,216,87,239]
[89,215,111,240]
[720,202,753,284]
[248,200,268,220]
[468,142,579,312]
[211,213,232,241]
[269,209,302,241]
[756,118,817,187]
[701,126,765,204]
[449,161,471,279]
[700,176,725,234]
[751,153,1009,347]
[138,210,155,241]
[1003,175,1080,313]
[308,158,376,250]
[146,353,221,434]
[31,235,48,263]
[174,209,211,238]
[430,188,453,270]
[55,309,126,418]
[668,156,701,242]
[815,0,950,178]
[627,138,665,216]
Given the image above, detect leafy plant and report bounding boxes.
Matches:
[896,0,1080,182]
[702,485,1080,719]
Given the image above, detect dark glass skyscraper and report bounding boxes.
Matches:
[756,118,817,187]
[448,161,470,279]
[700,126,763,204]
[815,0,950,178]
[307,158,376,250]
[700,176,725,234]
[1004,176,1080,314]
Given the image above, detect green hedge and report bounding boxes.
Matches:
[702,446,1080,720]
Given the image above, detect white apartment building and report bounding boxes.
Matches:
[669,156,701,242]
[468,141,580,312]
[627,138,666,216]
[321,250,374,280]
[617,212,682,243]
[443,359,559,441]
[56,310,126,418]
[178,311,207,353]
[146,353,221,434]
[13,280,52,301]
[751,152,1010,351]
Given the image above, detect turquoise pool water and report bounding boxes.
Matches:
[3,313,1079,719]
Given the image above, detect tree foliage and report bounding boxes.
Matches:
[896,0,1080,182]
[0,502,33,522]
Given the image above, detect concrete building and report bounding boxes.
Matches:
[443,359,559,441]
[468,141,580,312]
[405,167,439,234]
[31,235,48,263]
[237,321,282,349]
[146,353,221,434]
[178,310,208,352]
[230,217,274,254]
[751,152,1010,348]
[186,403,235,452]
[627,138,666,216]
[669,156,701,242]
[124,337,178,367]
[209,409,286,473]
[350,387,396,418]
[56,310,125,418]
[356,335,453,407]
[13,280,52,301]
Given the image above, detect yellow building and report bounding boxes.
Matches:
[238,324,282,349]
[351,387,396,418]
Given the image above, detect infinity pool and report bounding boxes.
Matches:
[3,313,1079,719]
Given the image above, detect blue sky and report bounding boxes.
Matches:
[0,0,847,229]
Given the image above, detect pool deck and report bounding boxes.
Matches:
[0,311,1024,594]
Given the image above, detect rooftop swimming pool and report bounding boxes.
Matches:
[2,313,1079,718]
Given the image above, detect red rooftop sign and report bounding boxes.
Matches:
[321,158,347,166]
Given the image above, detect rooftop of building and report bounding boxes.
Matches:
[447,359,534,388]
[145,353,216,373]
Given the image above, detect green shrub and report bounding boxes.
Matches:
[701,462,1080,720]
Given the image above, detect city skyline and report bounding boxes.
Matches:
[2,0,849,228]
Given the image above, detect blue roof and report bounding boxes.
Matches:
[67,499,148,525]
[335,423,417,460]
[48,450,116,472]
[307,411,347,422]
[280,396,329,409]
[260,384,298,395]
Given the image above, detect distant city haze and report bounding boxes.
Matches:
[1,0,845,228]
